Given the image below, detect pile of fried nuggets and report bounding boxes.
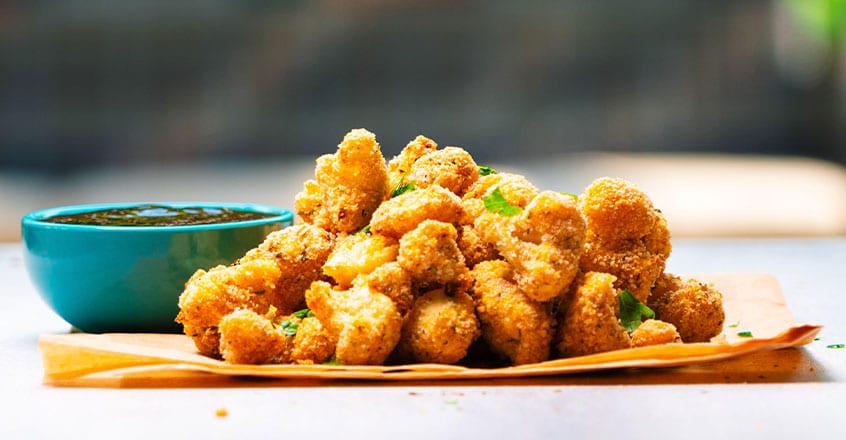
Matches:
[176,128,725,366]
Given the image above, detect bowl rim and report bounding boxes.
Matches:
[21,201,294,233]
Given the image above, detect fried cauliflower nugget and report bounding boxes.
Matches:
[217,309,334,364]
[176,259,282,357]
[470,260,556,365]
[648,273,725,342]
[397,287,480,364]
[456,224,500,268]
[295,128,388,233]
[240,223,335,314]
[305,280,403,365]
[475,191,585,302]
[218,309,290,364]
[404,146,479,197]
[387,135,438,192]
[290,315,335,364]
[370,185,464,239]
[462,172,539,221]
[364,261,415,316]
[323,232,398,288]
[630,319,681,347]
[555,272,632,358]
[578,177,672,302]
[398,220,467,286]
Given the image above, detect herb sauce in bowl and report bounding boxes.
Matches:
[42,204,276,227]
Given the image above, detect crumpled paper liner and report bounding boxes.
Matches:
[39,273,821,385]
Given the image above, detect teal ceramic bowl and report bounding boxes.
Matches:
[22,202,293,333]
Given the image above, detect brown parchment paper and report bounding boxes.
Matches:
[38,273,821,385]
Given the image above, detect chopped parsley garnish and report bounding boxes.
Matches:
[322,357,343,366]
[278,319,298,337]
[560,191,578,200]
[483,187,523,216]
[826,343,845,349]
[357,224,372,234]
[293,308,315,319]
[618,289,655,333]
[478,165,497,176]
[728,321,740,328]
[390,179,416,198]
[737,331,753,338]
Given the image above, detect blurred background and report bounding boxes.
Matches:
[2,0,846,240]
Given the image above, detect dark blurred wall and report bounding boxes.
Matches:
[1,0,844,175]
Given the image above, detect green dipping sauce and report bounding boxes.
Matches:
[43,204,277,227]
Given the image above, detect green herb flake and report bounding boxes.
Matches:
[322,356,343,366]
[728,321,740,328]
[278,319,298,337]
[617,290,655,333]
[292,308,315,319]
[390,179,416,198]
[814,337,821,341]
[826,343,845,349]
[737,331,753,338]
[358,224,372,234]
[483,187,523,216]
[560,191,579,200]
[478,165,497,176]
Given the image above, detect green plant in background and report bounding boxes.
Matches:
[788,0,846,45]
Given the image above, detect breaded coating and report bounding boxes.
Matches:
[630,319,681,347]
[397,288,480,364]
[470,260,556,365]
[463,172,539,211]
[556,272,632,358]
[323,232,398,288]
[476,191,585,302]
[364,262,415,316]
[290,316,335,364]
[405,146,479,196]
[578,177,672,302]
[370,185,464,239]
[398,220,467,286]
[387,135,438,192]
[295,128,388,233]
[241,223,335,314]
[305,280,403,365]
[456,224,499,268]
[218,309,290,364]
[580,176,658,241]
[176,259,282,357]
[648,273,725,342]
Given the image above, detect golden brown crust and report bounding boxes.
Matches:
[555,272,631,357]
[578,177,671,302]
[630,319,682,347]
[322,232,398,288]
[649,273,725,342]
[295,128,388,233]
[397,288,480,364]
[305,280,402,365]
[241,223,335,314]
[370,185,464,239]
[175,260,282,357]
[470,260,555,365]
[475,191,585,302]
[397,220,467,286]
[387,135,438,193]
[405,146,479,197]
[218,309,290,364]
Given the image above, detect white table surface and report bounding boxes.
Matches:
[2,238,845,439]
